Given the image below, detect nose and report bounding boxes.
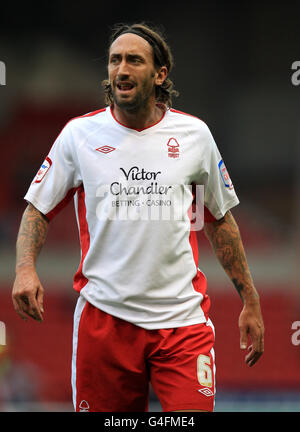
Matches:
[117,59,130,77]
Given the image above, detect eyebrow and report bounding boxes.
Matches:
[109,53,146,62]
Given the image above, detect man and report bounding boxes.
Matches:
[12,23,264,412]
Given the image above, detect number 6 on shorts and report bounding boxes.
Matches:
[197,354,213,387]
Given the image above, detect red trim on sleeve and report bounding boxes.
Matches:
[73,186,90,292]
[204,206,217,223]
[169,108,203,121]
[187,188,211,319]
[189,228,211,319]
[80,108,106,118]
[45,187,79,221]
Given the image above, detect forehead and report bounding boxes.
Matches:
[109,33,153,59]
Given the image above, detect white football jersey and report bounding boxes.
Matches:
[24,105,239,329]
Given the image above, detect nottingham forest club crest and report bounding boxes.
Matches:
[167,138,180,159]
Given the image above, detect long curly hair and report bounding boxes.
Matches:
[102,22,179,107]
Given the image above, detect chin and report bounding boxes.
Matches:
[113,95,141,111]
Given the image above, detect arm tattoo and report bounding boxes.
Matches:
[16,204,49,270]
[204,211,257,303]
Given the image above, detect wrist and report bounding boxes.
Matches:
[15,261,36,274]
[242,290,260,307]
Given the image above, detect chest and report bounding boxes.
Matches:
[77,126,201,190]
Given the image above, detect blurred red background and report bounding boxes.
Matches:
[1,1,300,411]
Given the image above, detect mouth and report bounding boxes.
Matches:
[115,81,135,94]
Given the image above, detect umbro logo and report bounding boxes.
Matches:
[198,388,214,397]
[96,146,116,154]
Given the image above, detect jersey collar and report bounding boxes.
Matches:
[108,104,168,134]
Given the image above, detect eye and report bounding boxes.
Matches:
[110,56,120,65]
[128,55,144,64]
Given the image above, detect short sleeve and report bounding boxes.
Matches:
[24,122,82,220]
[196,123,239,221]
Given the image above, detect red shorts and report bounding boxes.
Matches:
[72,296,216,412]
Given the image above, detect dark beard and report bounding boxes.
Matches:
[111,76,155,113]
[112,91,144,113]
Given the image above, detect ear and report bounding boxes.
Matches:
[155,66,168,86]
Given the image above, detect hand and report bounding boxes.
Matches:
[238,299,264,367]
[12,267,44,322]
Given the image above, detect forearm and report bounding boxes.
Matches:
[16,203,49,272]
[204,210,259,305]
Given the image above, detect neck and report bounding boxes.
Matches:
[112,100,165,130]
